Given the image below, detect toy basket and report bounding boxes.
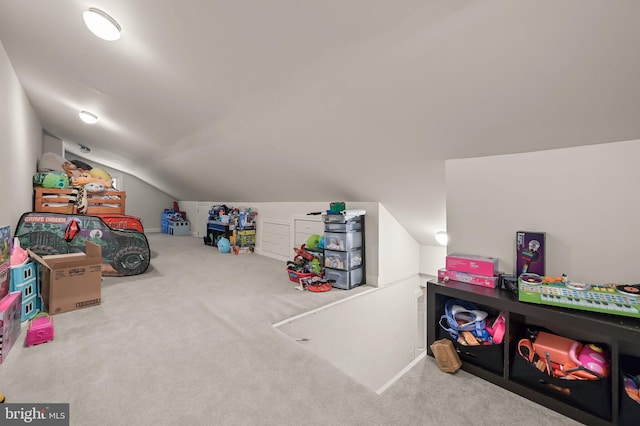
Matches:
[286,269,320,284]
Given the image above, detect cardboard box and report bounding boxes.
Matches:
[0,291,22,364]
[28,242,102,315]
[446,254,498,277]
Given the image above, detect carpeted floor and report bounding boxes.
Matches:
[0,233,581,425]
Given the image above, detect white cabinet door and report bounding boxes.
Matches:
[261,219,291,261]
[292,216,324,248]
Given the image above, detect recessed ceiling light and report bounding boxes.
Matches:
[79,110,99,124]
[83,8,121,41]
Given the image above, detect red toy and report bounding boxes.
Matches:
[25,312,54,347]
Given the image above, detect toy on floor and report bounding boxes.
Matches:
[297,276,333,292]
[25,312,55,347]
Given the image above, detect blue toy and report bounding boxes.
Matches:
[217,237,231,253]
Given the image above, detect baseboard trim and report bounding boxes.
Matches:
[376,350,426,395]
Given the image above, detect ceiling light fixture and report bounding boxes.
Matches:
[83,8,121,41]
[79,110,98,124]
[435,231,449,246]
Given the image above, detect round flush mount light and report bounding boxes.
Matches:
[435,231,449,246]
[79,110,98,124]
[83,8,121,41]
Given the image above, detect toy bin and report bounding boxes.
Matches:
[236,229,256,247]
[324,249,363,270]
[620,354,640,426]
[168,220,190,236]
[323,267,363,290]
[324,216,362,232]
[286,270,319,284]
[510,337,611,421]
[324,231,362,251]
[436,325,504,375]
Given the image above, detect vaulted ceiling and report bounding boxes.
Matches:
[2,1,639,245]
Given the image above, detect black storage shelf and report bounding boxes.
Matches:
[427,279,640,426]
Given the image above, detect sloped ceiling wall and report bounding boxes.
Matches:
[1,1,640,245]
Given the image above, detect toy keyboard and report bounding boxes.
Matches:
[518,275,640,319]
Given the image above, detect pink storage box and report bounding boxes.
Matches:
[26,312,54,347]
[446,254,498,277]
[438,268,498,288]
[0,291,22,364]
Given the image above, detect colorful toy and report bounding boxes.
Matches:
[84,182,106,194]
[10,238,28,267]
[25,312,54,347]
[577,344,609,377]
[217,237,231,254]
[41,171,69,189]
[71,171,112,188]
[89,167,112,182]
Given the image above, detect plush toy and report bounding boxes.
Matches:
[71,159,92,171]
[89,168,112,182]
[84,182,106,194]
[71,172,112,188]
[62,161,81,178]
[38,152,67,172]
[39,171,69,188]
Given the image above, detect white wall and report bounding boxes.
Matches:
[446,139,640,284]
[0,41,41,233]
[377,204,420,285]
[275,274,423,393]
[419,244,446,278]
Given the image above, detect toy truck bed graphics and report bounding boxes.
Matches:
[15,212,150,277]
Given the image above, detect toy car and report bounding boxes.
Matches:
[15,212,150,276]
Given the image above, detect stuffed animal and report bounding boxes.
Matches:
[89,168,112,182]
[38,152,67,172]
[61,161,82,179]
[84,182,106,194]
[71,172,112,188]
[35,171,69,188]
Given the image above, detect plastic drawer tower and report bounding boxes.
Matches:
[322,212,365,290]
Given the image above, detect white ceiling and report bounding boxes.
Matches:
[2,0,640,245]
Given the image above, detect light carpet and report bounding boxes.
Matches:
[0,233,581,425]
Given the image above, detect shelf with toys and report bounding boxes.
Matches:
[203,204,257,252]
[426,278,640,426]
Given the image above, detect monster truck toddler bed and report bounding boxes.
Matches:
[15,212,150,277]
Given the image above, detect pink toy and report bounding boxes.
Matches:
[578,344,609,377]
[25,312,54,347]
[10,237,28,267]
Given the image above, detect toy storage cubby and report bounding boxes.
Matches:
[435,299,504,375]
[322,213,365,290]
[426,279,640,426]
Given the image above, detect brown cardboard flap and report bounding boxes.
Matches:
[27,242,102,269]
